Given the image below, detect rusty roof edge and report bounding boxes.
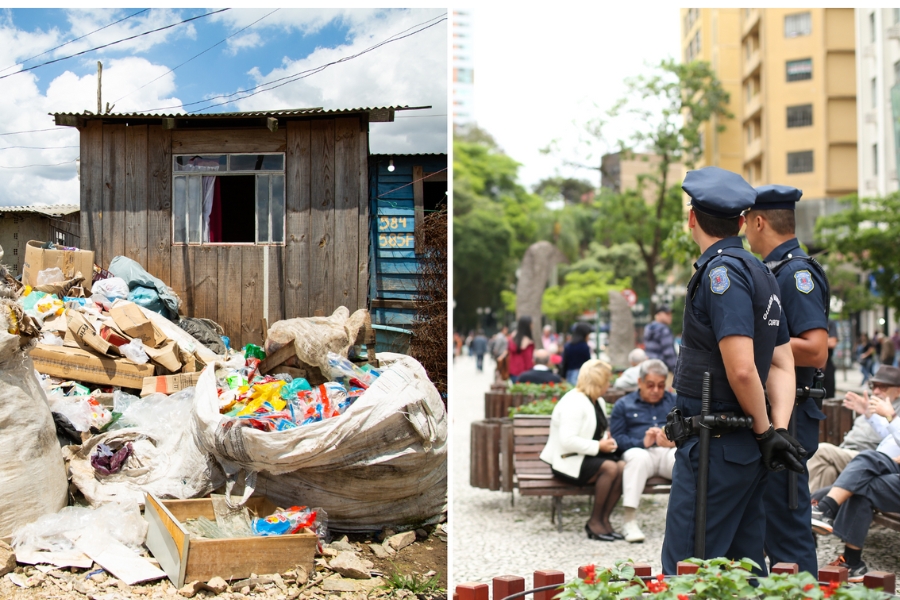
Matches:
[50,105,431,123]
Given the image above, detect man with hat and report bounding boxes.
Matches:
[809,382,900,580]
[644,304,677,372]
[744,184,829,575]
[808,364,900,490]
[661,167,803,576]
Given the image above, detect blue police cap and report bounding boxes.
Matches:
[682,166,757,219]
[752,184,803,210]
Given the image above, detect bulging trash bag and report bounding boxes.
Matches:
[128,286,167,316]
[109,256,181,319]
[3,328,68,538]
[193,353,447,532]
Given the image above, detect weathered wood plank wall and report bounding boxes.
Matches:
[77,117,369,349]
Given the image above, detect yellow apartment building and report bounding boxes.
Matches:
[680,8,744,173]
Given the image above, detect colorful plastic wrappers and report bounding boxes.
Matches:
[251,506,316,536]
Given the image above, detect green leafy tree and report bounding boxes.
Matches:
[533,176,595,205]
[594,59,732,310]
[541,269,630,324]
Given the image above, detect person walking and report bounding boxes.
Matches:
[858,333,876,386]
[561,322,593,385]
[504,316,535,383]
[540,359,624,541]
[744,183,830,575]
[644,305,677,373]
[660,167,802,576]
[471,329,489,372]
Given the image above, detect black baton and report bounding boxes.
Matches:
[695,371,711,560]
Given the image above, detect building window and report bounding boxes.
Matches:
[874,144,879,176]
[872,77,878,108]
[894,8,900,24]
[172,153,285,245]
[786,58,812,82]
[870,12,877,43]
[784,12,811,37]
[787,151,814,174]
[685,30,701,61]
[786,104,813,128]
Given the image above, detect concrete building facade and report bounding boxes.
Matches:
[855,8,900,197]
[452,10,475,130]
[680,8,745,173]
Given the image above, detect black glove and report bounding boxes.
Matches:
[755,425,805,473]
[775,428,809,461]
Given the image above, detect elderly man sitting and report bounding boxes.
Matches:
[516,349,563,384]
[807,365,900,491]
[613,348,648,391]
[609,359,676,542]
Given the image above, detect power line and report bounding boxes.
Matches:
[0,8,231,82]
[0,159,77,169]
[0,145,78,150]
[111,8,279,105]
[139,12,447,113]
[0,128,63,136]
[0,9,150,76]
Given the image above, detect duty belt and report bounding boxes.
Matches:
[664,408,754,445]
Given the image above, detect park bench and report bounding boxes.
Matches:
[512,414,671,533]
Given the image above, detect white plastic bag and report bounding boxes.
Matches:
[120,337,149,364]
[91,277,129,302]
[12,502,148,556]
[2,331,68,538]
[193,354,447,531]
[36,267,65,286]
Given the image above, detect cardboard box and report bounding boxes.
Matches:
[144,339,182,373]
[31,344,155,389]
[140,372,201,397]
[68,311,119,357]
[143,494,316,587]
[110,302,164,347]
[22,240,95,287]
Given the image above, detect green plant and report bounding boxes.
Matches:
[509,399,557,417]
[558,561,645,600]
[380,567,444,596]
[509,381,572,401]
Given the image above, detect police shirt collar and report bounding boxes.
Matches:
[764,237,804,263]
[694,236,744,270]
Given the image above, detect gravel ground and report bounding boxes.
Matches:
[450,355,900,591]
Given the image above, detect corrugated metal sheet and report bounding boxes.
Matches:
[52,106,429,124]
[0,204,79,216]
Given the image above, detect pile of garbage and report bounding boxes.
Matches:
[0,240,447,588]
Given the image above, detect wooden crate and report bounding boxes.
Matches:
[144,494,316,587]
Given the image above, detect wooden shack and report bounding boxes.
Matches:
[0,204,80,277]
[54,107,418,348]
[368,153,447,331]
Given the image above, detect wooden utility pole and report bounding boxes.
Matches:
[97,61,102,115]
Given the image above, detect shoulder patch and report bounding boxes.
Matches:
[709,265,730,295]
[794,269,814,294]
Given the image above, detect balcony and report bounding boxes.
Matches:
[742,9,760,39]
[743,49,761,80]
[744,94,762,121]
[746,137,762,162]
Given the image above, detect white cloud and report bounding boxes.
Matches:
[230,9,447,154]
[224,31,262,56]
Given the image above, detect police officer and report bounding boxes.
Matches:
[745,184,829,575]
[661,167,803,575]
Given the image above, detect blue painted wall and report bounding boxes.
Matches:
[368,154,446,327]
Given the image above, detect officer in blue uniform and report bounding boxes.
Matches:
[661,167,804,575]
[745,184,829,574]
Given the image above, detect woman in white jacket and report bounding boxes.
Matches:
[539,359,624,541]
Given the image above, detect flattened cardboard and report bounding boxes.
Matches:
[22,240,94,287]
[67,311,119,357]
[144,339,182,372]
[110,302,161,347]
[31,344,155,389]
[141,372,201,397]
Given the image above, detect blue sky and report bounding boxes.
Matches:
[0,8,447,206]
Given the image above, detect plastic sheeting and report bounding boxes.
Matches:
[1,330,68,538]
[108,256,181,319]
[65,387,224,507]
[264,307,369,378]
[192,353,447,532]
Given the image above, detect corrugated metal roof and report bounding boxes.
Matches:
[0,204,79,216]
[52,106,430,125]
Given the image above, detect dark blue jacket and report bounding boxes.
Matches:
[644,321,677,371]
[609,389,676,453]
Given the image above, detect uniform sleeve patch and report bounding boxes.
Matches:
[794,270,815,294]
[709,266,730,295]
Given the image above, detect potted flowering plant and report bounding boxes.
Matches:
[557,558,892,600]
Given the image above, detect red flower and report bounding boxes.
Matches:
[583,564,597,584]
[821,585,834,598]
[829,581,840,589]
[678,595,689,600]
[804,583,815,591]
[657,574,665,582]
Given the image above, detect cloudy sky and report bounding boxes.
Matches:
[0,8,447,207]
[471,6,682,190]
